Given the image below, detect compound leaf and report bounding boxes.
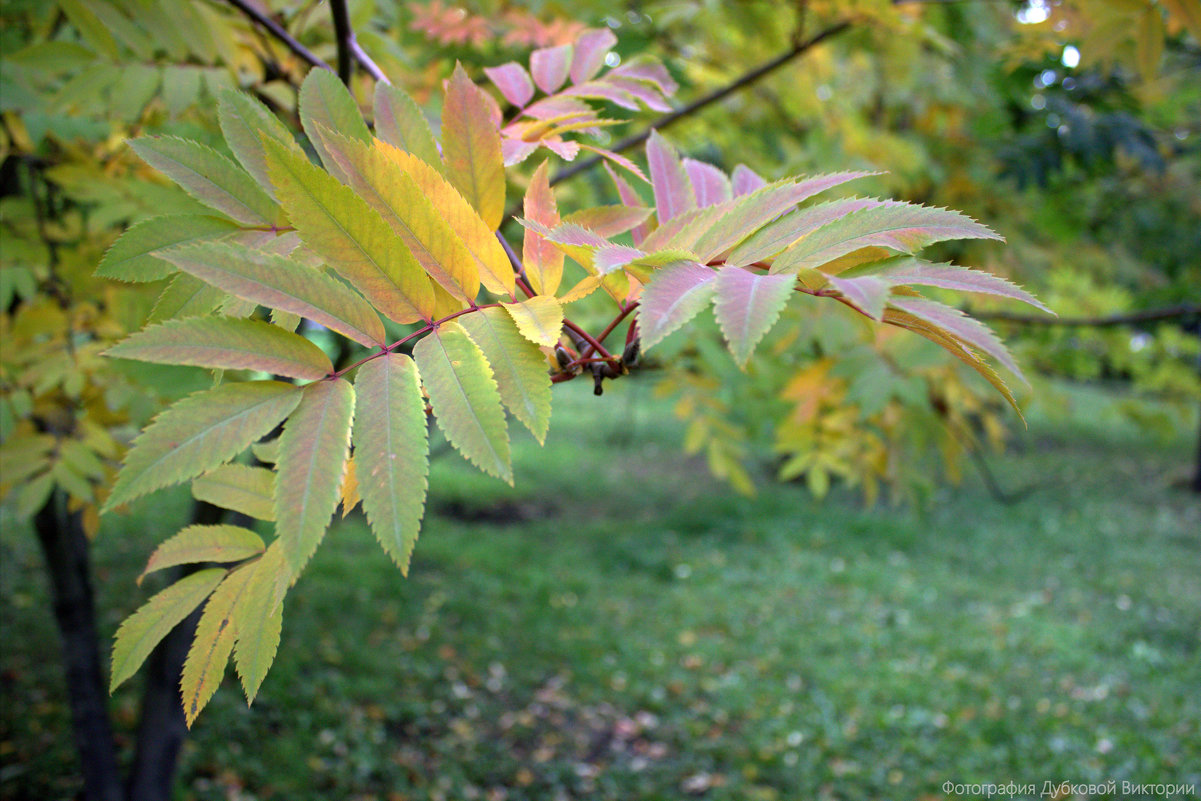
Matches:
[352,354,429,573]
[111,567,227,692]
[275,379,354,574]
[413,323,512,483]
[104,381,302,511]
[106,317,333,380]
[461,308,553,444]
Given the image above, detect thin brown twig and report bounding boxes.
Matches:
[223,0,333,74]
[548,20,854,188]
[970,304,1200,327]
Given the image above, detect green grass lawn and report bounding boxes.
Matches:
[2,380,1198,800]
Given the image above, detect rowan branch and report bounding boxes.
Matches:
[223,0,333,74]
[328,0,390,85]
[549,20,854,187]
[969,304,1201,327]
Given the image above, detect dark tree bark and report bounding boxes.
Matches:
[124,500,227,801]
[33,491,123,801]
[1192,400,1201,494]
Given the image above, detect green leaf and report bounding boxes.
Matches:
[299,69,371,177]
[442,64,505,230]
[262,136,435,325]
[146,273,227,324]
[728,198,884,266]
[315,130,481,303]
[413,323,512,482]
[129,136,282,227]
[275,379,354,574]
[460,308,553,444]
[502,295,563,348]
[106,317,333,380]
[217,90,303,198]
[352,354,429,573]
[139,524,265,584]
[191,464,276,522]
[771,201,1003,274]
[104,381,302,511]
[713,267,796,367]
[110,568,227,692]
[96,214,242,283]
[161,242,386,348]
[232,545,289,703]
[181,563,257,727]
[373,82,443,172]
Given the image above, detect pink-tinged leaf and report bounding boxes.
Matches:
[353,354,428,574]
[683,159,732,208]
[694,178,870,263]
[530,44,572,94]
[887,295,1025,382]
[603,164,650,246]
[646,131,696,223]
[729,198,885,266]
[640,206,708,253]
[561,81,640,111]
[105,317,333,380]
[563,206,653,238]
[528,221,609,248]
[870,258,1051,313]
[522,161,563,296]
[610,58,679,97]
[160,241,387,348]
[542,138,580,161]
[602,76,672,112]
[790,171,879,205]
[594,244,647,274]
[128,137,282,228]
[883,308,1023,420]
[589,146,649,184]
[502,138,540,166]
[276,379,355,574]
[484,62,535,108]
[521,95,593,121]
[772,201,1004,274]
[713,267,796,367]
[825,273,892,320]
[639,261,717,350]
[732,164,767,197]
[569,28,617,85]
[442,64,506,231]
[373,82,443,172]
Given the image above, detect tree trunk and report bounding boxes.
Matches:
[124,500,227,801]
[33,491,123,801]
[1192,399,1201,494]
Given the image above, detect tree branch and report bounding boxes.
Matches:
[223,0,333,74]
[327,0,390,85]
[969,304,1201,327]
[549,20,854,187]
